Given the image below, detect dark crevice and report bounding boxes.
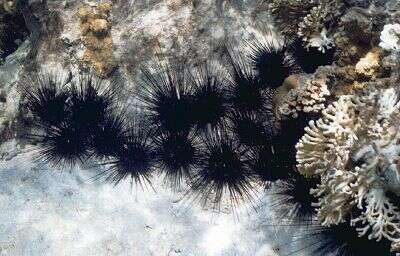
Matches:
[0,2,30,61]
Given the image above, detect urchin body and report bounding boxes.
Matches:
[102,126,156,185]
[32,122,91,167]
[188,62,229,131]
[247,40,299,89]
[190,130,256,207]
[23,75,70,126]
[138,63,194,135]
[24,74,118,168]
[154,132,202,187]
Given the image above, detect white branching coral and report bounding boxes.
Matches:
[270,0,343,52]
[269,0,318,37]
[277,72,330,118]
[296,87,400,252]
[304,27,335,53]
[380,24,400,51]
[295,95,357,176]
[298,7,334,52]
[351,188,400,242]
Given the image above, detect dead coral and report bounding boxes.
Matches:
[380,23,400,51]
[275,43,388,120]
[298,5,334,52]
[270,0,344,52]
[2,1,15,13]
[276,70,331,119]
[270,0,387,67]
[269,0,318,38]
[296,87,400,252]
[355,47,384,78]
[78,3,116,78]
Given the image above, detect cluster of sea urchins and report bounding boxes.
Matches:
[21,39,388,255]
[24,41,302,203]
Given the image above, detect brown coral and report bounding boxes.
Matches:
[334,6,387,66]
[355,47,384,78]
[78,3,116,78]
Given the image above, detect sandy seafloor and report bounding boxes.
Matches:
[0,150,286,256]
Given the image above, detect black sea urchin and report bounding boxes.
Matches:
[273,113,315,167]
[293,223,396,256]
[99,117,157,186]
[91,111,127,159]
[247,39,299,89]
[26,74,118,167]
[188,62,229,131]
[225,48,268,113]
[69,76,116,135]
[137,62,194,135]
[190,129,256,208]
[248,145,290,184]
[23,74,70,127]
[228,110,274,148]
[270,174,318,221]
[288,38,336,74]
[154,131,202,188]
[30,121,91,167]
